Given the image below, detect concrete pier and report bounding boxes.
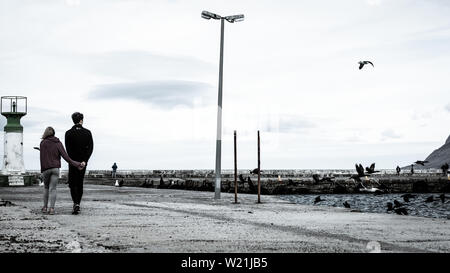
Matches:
[1,184,449,253]
[27,169,450,194]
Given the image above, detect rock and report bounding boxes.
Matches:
[0,200,14,206]
[66,240,81,253]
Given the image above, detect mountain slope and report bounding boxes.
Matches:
[423,134,450,168]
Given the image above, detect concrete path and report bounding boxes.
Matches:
[1,184,449,253]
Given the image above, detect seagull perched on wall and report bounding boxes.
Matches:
[313,174,335,183]
[247,177,256,193]
[358,61,374,70]
[239,174,246,184]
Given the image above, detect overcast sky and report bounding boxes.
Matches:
[1,0,450,171]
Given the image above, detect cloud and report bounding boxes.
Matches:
[381,129,402,140]
[267,115,316,133]
[412,111,433,120]
[82,51,216,81]
[366,0,383,6]
[0,106,66,131]
[65,0,81,6]
[89,80,215,108]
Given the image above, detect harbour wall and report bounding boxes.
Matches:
[25,169,450,194]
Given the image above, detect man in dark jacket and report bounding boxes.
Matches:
[65,112,94,215]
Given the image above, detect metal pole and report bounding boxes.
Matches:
[257,130,261,203]
[234,130,237,203]
[214,18,225,199]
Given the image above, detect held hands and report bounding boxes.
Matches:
[78,161,86,170]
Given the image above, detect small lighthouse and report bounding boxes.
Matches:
[1,96,29,186]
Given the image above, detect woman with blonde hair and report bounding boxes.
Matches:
[40,126,85,214]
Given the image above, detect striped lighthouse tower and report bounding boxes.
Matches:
[1,96,27,186]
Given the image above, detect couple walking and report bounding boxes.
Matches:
[40,112,94,215]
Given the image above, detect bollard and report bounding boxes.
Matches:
[257,130,261,203]
[234,130,238,203]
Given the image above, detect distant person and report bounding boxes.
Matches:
[65,112,94,215]
[410,164,414,174]
[112,162,118,178]
[396,166,401,176]
[39,127,85,215]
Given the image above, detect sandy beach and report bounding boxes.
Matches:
[1,184,449,253]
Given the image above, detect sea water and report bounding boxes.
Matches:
[279,193,450,219]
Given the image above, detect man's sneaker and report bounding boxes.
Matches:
[72,204,80,215]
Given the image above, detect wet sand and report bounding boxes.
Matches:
[1,184,449,253]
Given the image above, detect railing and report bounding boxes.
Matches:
[1,96,27,114]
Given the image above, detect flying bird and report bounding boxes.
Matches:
[414,160,429,166]
[350,163,370,183]
[33,147,40,151]
[356,164,367,177]
[358,61,374,70]
[250,168,262,175]
[365,163,380,174]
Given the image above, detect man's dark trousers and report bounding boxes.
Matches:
[65,124,93,207]
[69,165,86,205]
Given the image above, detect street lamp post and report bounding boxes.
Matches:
[201,11,244,199]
